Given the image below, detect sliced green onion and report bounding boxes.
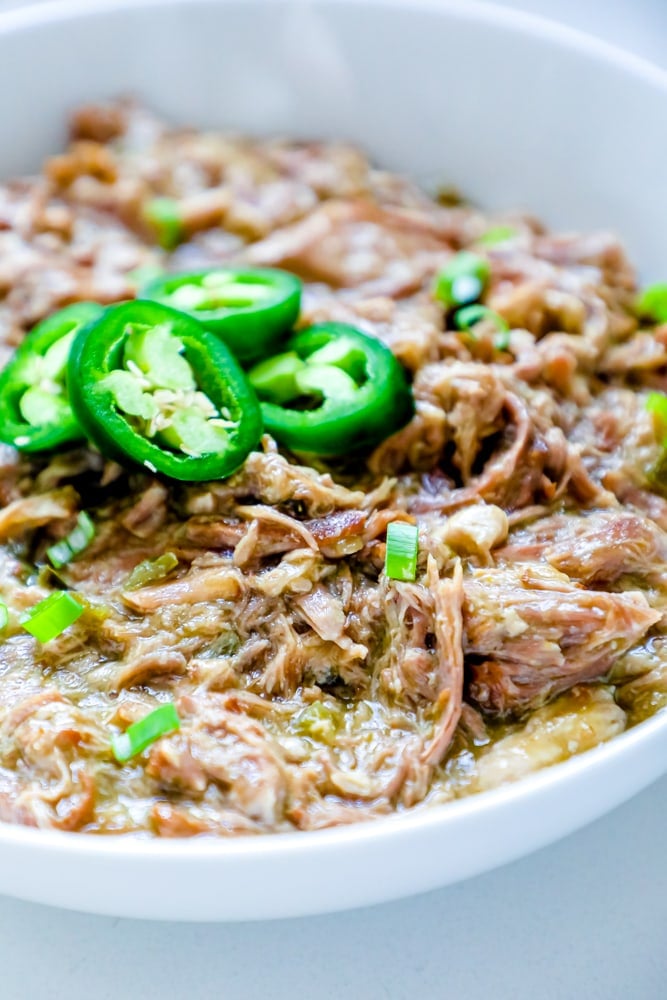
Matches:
[494,329,511,351]
[385,521,419,582]
[476,225,517,247]
[21,591,84,643]
[646,391,667,445]
[45,540,74,571]
[455,304,510,349]
[637,283,667,324]
[433,252,490,309]
[63,512,94,555]
[47,512,95,569]
[143,197,183,251]
[0,602,8,632]
[111,702,181,763]
[125,552,179,591]
[646,391,667,419]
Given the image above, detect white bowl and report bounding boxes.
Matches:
[1,0,667,921]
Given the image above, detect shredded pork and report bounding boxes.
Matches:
[0,100,665,836]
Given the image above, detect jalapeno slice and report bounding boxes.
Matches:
[0,302,104,453]
[140,267,302,364]
[249,323,413,455]
[68,301,263,482]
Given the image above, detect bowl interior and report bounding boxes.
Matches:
[0,0,666,920]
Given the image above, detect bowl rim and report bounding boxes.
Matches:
[2,0,667,90]
[0,0,665,859]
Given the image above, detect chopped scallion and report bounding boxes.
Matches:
[44,540,72,572]
[646,391,667,445]
[143,197,183,251]
[476,225,517,246]
[21,591,84,643]
[494,329,511,351]
[111,703,181,763]
[433,252,490,309]
[646,391,667,419]
[0,602,8,631]
[455,304,510,349]
[385,521,419,582]
[636,283,667,324]
[47,511,95,569]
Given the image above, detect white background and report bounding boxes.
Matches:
[0,2,666,998]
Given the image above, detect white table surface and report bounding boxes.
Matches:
[0,2,666,998]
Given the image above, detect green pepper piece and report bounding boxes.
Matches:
[291,701,343,743]
[157,408,229,457]
[0,302,104,453]
[140,267,302,364]
[97,370,159,422]
[68,300,263,482]
[19,387,72,427]
[123,323,196,392]
[247,351,306,405]
[41,329,78,380]
[294,364,359,401]
[305,336,368,383]
[249,322,414,456]
[125,552,179,590]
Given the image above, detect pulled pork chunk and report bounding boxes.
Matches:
[464,564,660,715]
[499,509,667,586]
[122,561,243,611]
[246,199,452,296]
[0,691,107,830]
[0,487,78,540]
[1,101,667,838]
[186,447,365,517]
[376,558,464,769]
[147,694,290,828]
